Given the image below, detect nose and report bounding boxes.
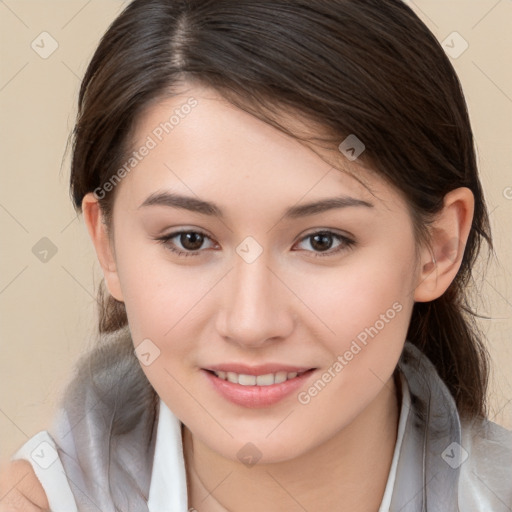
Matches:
[215,250,295,349]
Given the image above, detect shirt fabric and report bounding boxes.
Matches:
[10,334,512,511]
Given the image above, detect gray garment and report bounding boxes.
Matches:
[391,343,512,511]
[44,326,512,511]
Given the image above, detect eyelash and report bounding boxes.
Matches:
[155,229,356,259]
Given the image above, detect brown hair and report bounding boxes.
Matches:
[69,0,492,421]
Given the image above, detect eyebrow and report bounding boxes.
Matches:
[138,191,374,218]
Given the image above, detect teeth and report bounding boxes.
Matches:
[256,373,274,386]
[226,372,238,384]
[213,370,304,386]
[239,374,256,386]
[275,371,288,384]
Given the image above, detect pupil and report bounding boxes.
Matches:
[311,233,332,251]
[181,232,203,250]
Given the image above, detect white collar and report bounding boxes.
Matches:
[147,399,188,512]
[378,371,411,511]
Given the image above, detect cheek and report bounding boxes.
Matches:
[293,244,415,347]
[295,260,412,429]
[115,241,225,385]
[114,238,199,330]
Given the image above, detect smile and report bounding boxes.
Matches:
[203,368,316,408]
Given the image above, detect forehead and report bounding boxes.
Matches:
[115,84,404,215]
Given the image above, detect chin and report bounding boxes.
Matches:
[198,427,315,466]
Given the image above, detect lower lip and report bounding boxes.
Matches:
[203,369,315,408]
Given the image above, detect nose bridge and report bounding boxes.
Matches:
[217,247,293,347]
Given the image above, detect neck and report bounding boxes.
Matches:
[183,372,401,512]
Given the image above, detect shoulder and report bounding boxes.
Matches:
[458,416,512,511]
[461,415,512,460]
[4,430,78,512]
[0,458,49,511]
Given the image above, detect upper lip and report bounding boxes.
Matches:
[205,363,315,376]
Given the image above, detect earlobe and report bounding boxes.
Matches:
[414,187,474,302]
[81,193,125,302]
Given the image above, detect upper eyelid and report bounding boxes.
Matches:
[162,227,352,240]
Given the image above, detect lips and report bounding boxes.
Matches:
[202,364,316,408]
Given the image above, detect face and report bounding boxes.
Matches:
[101,83,421,463]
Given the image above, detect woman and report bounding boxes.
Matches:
[2,0,511,511]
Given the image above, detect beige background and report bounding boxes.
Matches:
[0,0,511,466]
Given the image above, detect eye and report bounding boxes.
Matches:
[155,229,355,259]
[155,230,217,257]
[294,231,355,257]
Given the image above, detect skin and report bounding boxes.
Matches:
[0,459,50,511]
[82,83,474,511]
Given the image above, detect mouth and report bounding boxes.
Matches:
[202,367,316,408]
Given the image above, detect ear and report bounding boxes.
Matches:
[414,187,474,302]
[82,193,124,302]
